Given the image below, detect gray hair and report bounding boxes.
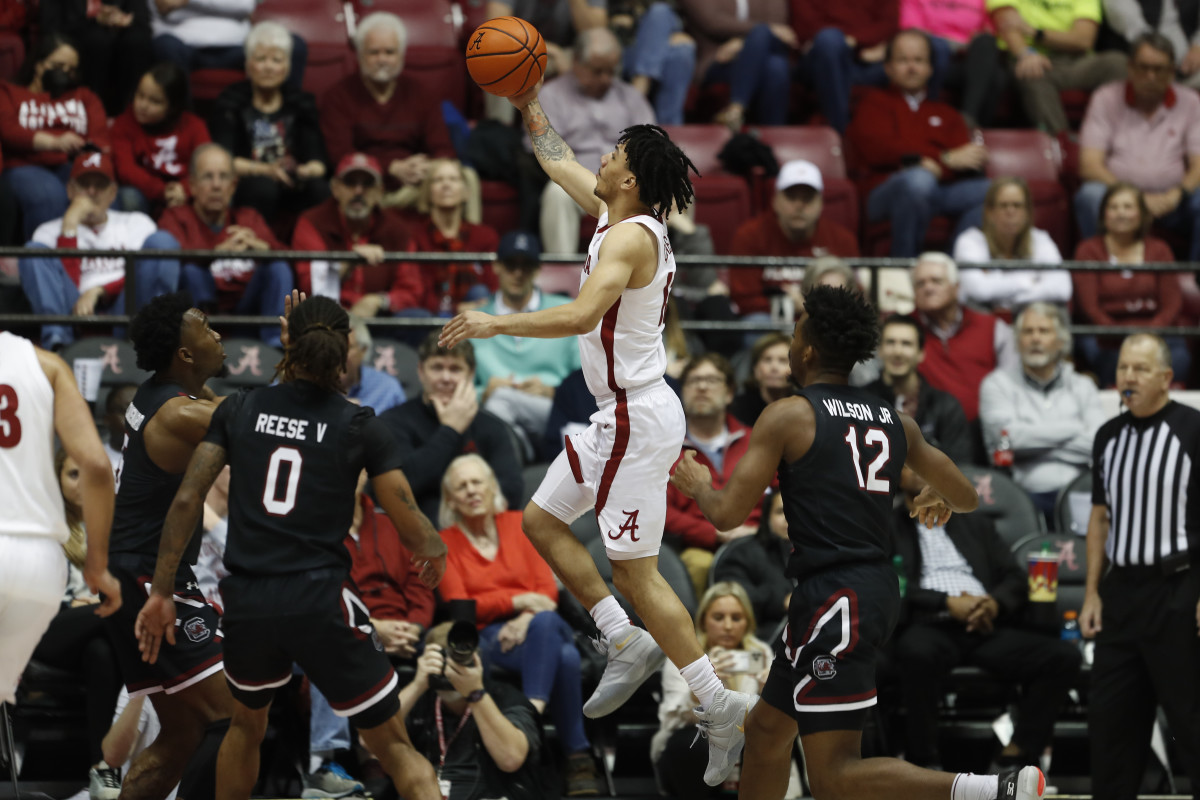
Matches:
[355,12,408,58]
[438,453,507,530]
[912,251,959,285]
[574,27,621,62]
[1014,301,1072,355]
[1121,333,1173,371]
[348,314,371,352]
[801,256,857,296]
[244,21,292,61]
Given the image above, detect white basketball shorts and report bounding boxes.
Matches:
[0,534,67,703]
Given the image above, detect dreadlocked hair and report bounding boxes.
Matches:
[617,124,699,219]
[275,296,351,393]
[801,286,880,375]
[130,291,193,373]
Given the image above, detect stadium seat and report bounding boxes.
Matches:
[959,464,1046,550]
[367,337,419,396]
[478,180,521,240]
[254,0,357,97]
[981,129,1071,255]
[0,31,24,82]
[1053,470,1092,537]
[585,536,697,625]
[356,0,468,111]
[189,69,245,104]
[219,338,283,386]
[660,125,754,254]
[60,338,151,386]
[750,125,859,234]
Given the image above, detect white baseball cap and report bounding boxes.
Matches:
[776,159,824,193]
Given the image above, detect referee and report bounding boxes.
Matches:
[1082,333,1200,798]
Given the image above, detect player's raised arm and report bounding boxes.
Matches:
[510,85,604,219]
[901,413,979,526]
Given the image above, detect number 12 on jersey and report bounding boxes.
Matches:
[843,427,890,493]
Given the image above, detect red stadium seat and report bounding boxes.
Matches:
[255,0,357,97]
[982,129,1071,254]
[189,69,245,103]
[355,0,468,110]
[479,179,521,238]
[750,125,858,233]
[0,31,24,83]
[660,125,753,254]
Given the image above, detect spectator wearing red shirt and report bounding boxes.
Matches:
[1073,182,1190,386]
[292,153,415,313]
[319,12,456,208]
[0,33,111,239]
[158,143,293,345]
[728,160,859,324]
[364,160,498,328]
[666,354,766,596]
[910,251,1018,425]
[847,30,990,257]
[792,0,901,132]
[112,63,211,215]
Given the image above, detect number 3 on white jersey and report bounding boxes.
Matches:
[843,427,891,493]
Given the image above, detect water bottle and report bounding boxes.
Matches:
[992,429,1014,468]
[893,554,907,599]
[1060,610,1082,650]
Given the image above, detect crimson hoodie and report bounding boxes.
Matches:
[111,108,211,203]
[0,81,109,168]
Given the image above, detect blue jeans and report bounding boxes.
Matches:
[152,33,308,91]
[866,167,990,257]
[179,259,292,346]
[1074,181,1108,242]
[308,682,351,754]
[623,2,695,125]
[18,230,181,348]
[797,28,888,133]
[705,24,791,125]
[1077,180,1200,260]
[479,611,589,755]
[2,164,72,240]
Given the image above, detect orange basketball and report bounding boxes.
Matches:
[465,16,547,98]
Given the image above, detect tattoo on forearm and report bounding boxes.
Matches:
[525,101,575,164]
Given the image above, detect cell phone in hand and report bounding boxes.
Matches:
[726,649,765,674]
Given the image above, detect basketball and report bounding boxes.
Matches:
[465,16,547,98]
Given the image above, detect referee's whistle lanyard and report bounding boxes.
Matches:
[435,697,473,777]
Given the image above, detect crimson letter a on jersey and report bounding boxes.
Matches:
[608,509,641,541]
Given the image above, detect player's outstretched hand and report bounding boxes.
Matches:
[439,310,497,349]
[278,289,307,349]
[669,450,713,498]
[135,593,177,664]
[508,78,543,110]
[909,485,953,527]
[413,553,447,589]
[85,568,123,618]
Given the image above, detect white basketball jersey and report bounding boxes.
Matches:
[0,332,69,541]
[579,212,676,398]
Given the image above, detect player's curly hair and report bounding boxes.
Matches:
[129,291,193,373]
[617,124,698,219]
[802,286,880,375]
[275,296,350,393]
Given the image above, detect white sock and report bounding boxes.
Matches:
[951,773,997,800]
[310,750,333,774]
[589,596,632,642]
[680,655,724,710]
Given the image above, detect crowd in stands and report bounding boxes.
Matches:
[7,0,1200,795]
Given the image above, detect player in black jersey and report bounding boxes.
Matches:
[103,292,235,800]
[671,286,1046,800]
[136,296,447,800]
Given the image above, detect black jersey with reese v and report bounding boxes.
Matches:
[204,381,404,578]
[781,383,908,579]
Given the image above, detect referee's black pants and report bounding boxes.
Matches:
[1091,566,1200,799]
[894,621,1082,766]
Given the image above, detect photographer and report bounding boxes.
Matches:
[398,622,545,800]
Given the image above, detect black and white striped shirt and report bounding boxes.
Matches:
[1092,401,1200,567]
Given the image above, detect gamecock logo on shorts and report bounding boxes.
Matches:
[183,616,211,643]
[812,655,837,681]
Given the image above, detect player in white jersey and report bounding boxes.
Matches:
[0,331,120,704]
[440,84,757,787]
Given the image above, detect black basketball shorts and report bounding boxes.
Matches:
[220,575,399,730]
[761,560,900,735]
[105,555,224,698]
